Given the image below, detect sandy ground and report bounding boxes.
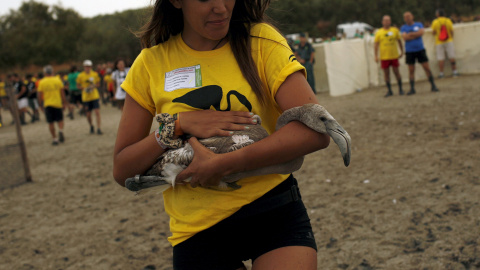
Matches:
[0,75,479,270]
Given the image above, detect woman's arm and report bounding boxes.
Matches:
[113,95,163,186]
[176,71,331,188]
[113,95,258,186]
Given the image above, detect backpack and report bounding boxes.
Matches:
[439,24,449,41]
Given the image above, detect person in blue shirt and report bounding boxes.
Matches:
[401,11,439,95]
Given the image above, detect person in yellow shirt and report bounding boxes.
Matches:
[113,0,332,269]
[76,60,103,135]
[0,76,5,126]
[103,69,114,104]
[374,15,404,97]
[37,65,67,145]
[431,9,458,78]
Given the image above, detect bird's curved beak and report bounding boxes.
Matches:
[325,121,351,167]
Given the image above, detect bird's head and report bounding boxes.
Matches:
[304,104,351,167]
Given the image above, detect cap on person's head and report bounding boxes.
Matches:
[83,59,93,67]
[44,65,54,75]
[299,33,306,38]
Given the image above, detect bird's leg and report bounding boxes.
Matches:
[125,175,171,192]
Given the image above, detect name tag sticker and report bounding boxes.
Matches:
[413,26,419,31]
[164,65,202,92]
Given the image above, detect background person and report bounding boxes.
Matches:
[374,15,404,97]
[111,59,130,111]
[37,65,67,145]
[67,65,82,119]
[295,33,316,93]
[13,73,30,125]
[77,60,103,135]
[103,68,115,105]
[0,76,6,126]
[26,74,40,123]
[431,9,458,78]
[401,11,439,95]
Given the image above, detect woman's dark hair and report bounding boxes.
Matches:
[138,0,272,104]
[70,65,77,73]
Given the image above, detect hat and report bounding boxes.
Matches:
[299,33,306,38]
[83,59,93,66]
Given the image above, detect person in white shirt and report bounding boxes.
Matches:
[111,59,130,111]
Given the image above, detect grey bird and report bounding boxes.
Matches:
[125,103,351,193]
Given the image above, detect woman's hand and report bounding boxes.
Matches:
[175,137,228,188]
[179,110,257,138]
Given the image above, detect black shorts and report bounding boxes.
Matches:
[69,91,82,104]
[84,99,100,112]
[173,175,317,270]
[45,107,63,123]
[406,49,429,65]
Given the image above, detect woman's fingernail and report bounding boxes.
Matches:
[229,131,234,135]
[252,119,257,124]
[249,112,254,116]
[245,126,250,130]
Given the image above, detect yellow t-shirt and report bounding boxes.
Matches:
[76,71,100,102]
[0,81,6,97]
[374,27,401,60]
[38,76,64,108]
[104,74,113,85]
[431,17,454,45]
[122,23,305,246]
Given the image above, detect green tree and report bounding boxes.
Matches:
[0,0,84,68]
[77,8,148,65]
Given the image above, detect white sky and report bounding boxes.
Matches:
[0,0,152,18]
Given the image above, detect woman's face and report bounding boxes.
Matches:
[170,0,236,50]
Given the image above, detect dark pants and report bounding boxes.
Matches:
[303,62,316,93]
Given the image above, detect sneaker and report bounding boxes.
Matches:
[399,89,405,96]
[384,91,393,98]
[407,89,416,95]
[59,132,65,143]
[97,129,103,135]
[68,112,74,120]
[432,87,439,92]
[453,70,459,78]
[90,125,95,134]
[438,73,444,79]
[52,140,59,146]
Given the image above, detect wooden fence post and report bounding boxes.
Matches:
[6,82,32,182]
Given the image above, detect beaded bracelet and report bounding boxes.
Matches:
[154,113,183,149]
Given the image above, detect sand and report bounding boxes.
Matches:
[0,75,479,270]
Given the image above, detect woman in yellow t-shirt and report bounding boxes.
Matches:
[113,1,330,269]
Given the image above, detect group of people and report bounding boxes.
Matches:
[0,59,130,145]
[374,9,458,97]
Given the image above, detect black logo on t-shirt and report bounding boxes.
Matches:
[173,85,252,112]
